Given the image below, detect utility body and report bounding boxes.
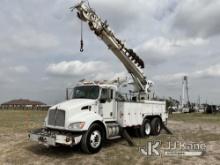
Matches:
[29,2,168,154]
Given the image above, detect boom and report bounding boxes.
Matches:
[72,2,150,92]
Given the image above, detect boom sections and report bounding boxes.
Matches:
[73,2,147,92]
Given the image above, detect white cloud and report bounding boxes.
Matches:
[153,72,187,82]
[84,0,178,33]
[94,71,127,81]
[136,37,208,65]
[14,31,59,50]
[0,65,28,85]
[0,70,14,84]
[173,0,220,38]
[137,37,207,54]
[137,37,175,55]
[46,60,128,83]
[9,65,29,73]
[46,60,109,77]
[1,30,60,52]
[192,64,220,78]
[153,64,220,83]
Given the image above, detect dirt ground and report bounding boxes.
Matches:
[0,111,220,165]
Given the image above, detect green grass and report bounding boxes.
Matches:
[169,113,220,123]
[0,110,47,133]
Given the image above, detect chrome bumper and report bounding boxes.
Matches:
[28,128,82,147]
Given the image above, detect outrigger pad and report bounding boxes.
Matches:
[162,123,173,135]
[120,128,136,146]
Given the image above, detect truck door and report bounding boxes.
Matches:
[99,88,116,119]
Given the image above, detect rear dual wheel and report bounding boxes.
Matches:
[139,117,162,137]
[150,117,162,136]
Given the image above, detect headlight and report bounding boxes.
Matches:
[68,122,85,130]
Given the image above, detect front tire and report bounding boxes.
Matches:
[80,123,104,154]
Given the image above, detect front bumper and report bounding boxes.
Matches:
[28,128,82,147]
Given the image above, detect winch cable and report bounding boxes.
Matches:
[80,19,84,52]
[79,0,92,52]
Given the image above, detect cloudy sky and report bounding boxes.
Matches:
[0,0,220,105]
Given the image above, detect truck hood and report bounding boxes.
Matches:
[50,99,97,112]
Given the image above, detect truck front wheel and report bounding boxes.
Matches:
[80,123,104,154]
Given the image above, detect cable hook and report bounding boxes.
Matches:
[80,39,84,52]
[80,17,84,52]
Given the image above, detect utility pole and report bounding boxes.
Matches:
[181,76,190,108]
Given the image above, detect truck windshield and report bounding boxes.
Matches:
[73,86,100,99]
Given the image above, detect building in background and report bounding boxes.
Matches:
[0,99,49,110]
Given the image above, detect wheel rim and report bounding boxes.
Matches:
[90,130,101,148]
[145,122,151,135]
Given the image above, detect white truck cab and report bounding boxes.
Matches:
[29,83,168,153]
[46,84,118,131]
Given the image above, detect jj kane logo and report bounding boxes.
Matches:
[139,141,206,157]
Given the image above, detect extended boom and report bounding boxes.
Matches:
[73,2,152,93]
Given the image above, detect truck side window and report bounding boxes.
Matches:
[101,88,108,100]
[100,88,113,102]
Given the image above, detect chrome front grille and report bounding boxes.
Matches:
[48,109,65,127]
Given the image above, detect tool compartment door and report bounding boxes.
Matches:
[117,101,166,127]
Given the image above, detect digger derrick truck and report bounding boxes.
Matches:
[29,2,168,154]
